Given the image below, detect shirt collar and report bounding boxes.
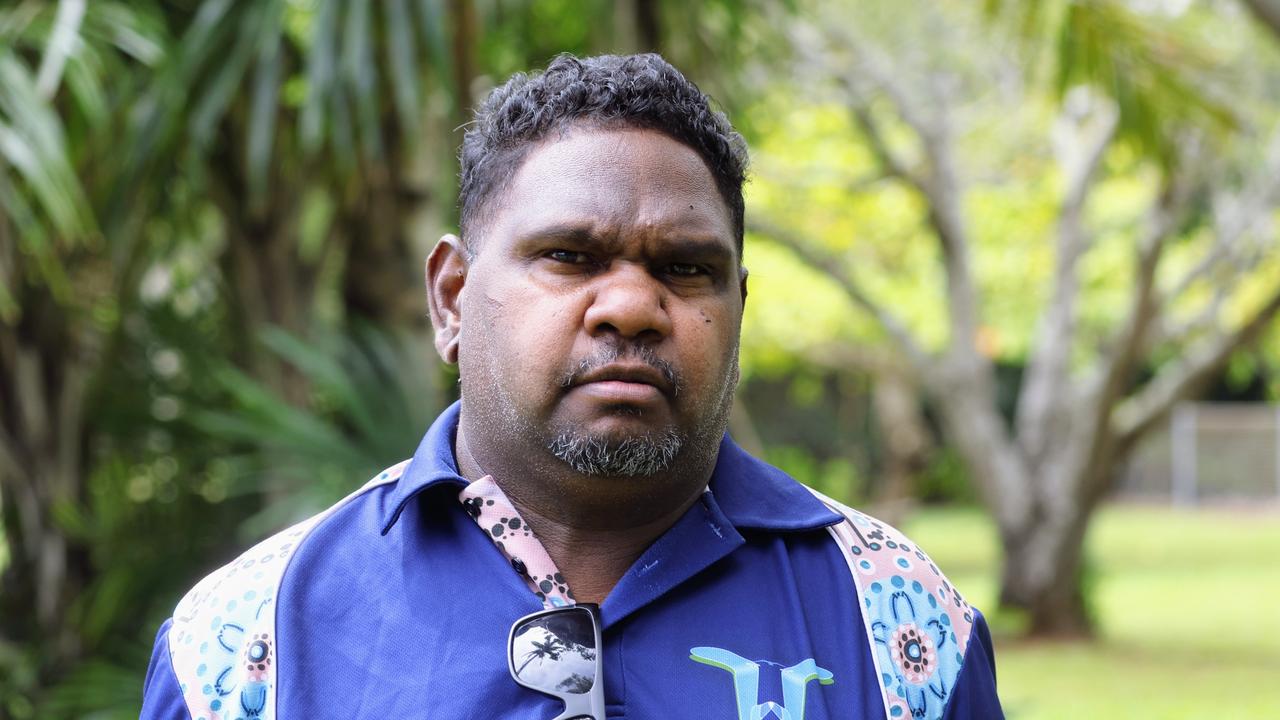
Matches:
[705,433,844,532]
[379,401,469,534]
[380,400,843,534]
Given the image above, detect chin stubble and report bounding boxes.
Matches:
[546,428,685,477]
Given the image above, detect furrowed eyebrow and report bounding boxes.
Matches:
[515,224,612,249]
[513,222,736,264]
[662,239,735,265]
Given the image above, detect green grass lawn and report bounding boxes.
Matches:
[901,503,1280,719]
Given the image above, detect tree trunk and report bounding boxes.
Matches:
[926,364,1099,636]
[637,0,661,51]
[996,494,1094,637]
[208,136,317,407]
[449,0,478,120]
[0,286,92,664]
[339,140,431,330]
[871,369,930,508]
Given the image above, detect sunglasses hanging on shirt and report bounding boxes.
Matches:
[508,603,605,720]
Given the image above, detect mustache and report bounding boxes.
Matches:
[558,342,683,397]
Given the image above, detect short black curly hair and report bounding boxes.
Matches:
[459,53,749,250]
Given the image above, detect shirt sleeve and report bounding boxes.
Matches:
[139,619,190,720]
[941,609,1004,719]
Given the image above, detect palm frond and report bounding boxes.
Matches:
[246,1,285,206]
[985,0,1237,162]
[189,323,441,513]
[0,54,95,241]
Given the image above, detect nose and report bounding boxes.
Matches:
[583,262,672,342]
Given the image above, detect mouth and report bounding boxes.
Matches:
[568,363,674,404]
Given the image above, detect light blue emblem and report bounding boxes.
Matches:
[690,647,834,720]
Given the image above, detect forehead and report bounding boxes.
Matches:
[482,127,735,250]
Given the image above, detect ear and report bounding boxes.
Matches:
[426,234,469,364]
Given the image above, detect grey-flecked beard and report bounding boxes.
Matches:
[547,428,685,477]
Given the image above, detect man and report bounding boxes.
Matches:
[141,53,1003,720]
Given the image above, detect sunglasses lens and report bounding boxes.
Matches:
[509,606,598,695]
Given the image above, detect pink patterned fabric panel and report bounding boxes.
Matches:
[459,476,575,608]
[809,487,976,720]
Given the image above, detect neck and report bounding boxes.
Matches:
[454,421,714,604]
[503,492,701,604]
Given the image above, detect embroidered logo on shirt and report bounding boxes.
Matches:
[690,647,834,720]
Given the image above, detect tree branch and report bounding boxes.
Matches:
[1241,0,1280,41]
[746,217,934,375]
[803,341,910,377]
[790,17,1029,526]
[1085,127,1280,503]
[824,28,982,360]
[0,430,24,486]
[1114,282,1280,447]
[1167,128,1280,299]
[1016,95,1118,466]
[846,102,925,189]
[1089,159,1198,410]
[1147,128,1280,353]
[1152,283,1229,350]
[1071,161,1199,503]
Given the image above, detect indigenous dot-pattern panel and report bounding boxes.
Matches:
[809,488,975,720]
[168,461,410,720]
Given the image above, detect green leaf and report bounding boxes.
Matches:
[34,0,88,99]
[0,56,95,238]
[246,0,285,207]
[188,4,271,152]
[257,326,380,440]
[92,1,166,65]
[385,0,421,139]
[50,498,94,541]
[340,0,382,160]
[300,0,341,154]
[174,0,237,77]
[62,52,107,128]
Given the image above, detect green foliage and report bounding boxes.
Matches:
[739,235,869,379]
[0,0,142,319]
[190,323,444,531]
[26,459,251,720]
[914,447,978,505]
[983,0,1239,164]
[744,0,1280,372]
[765,444,862,504]
[125,0,453,204]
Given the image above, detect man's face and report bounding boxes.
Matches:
[451,127,744,477]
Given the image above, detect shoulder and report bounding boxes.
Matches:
[804,487,985,720]
[163,460,410,720]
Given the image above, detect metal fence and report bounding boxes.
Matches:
[1119,402,1280,505]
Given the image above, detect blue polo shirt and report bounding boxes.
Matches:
[141,402,1003,719]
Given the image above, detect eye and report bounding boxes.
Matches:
[666,263,709,278]
[545,249,591,265]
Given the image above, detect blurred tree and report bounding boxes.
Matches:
[121,0,467,406]
[1,1,788,715]
[1240,0,1280,38]
[751,0,1280,635]
[0,0,168,668]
